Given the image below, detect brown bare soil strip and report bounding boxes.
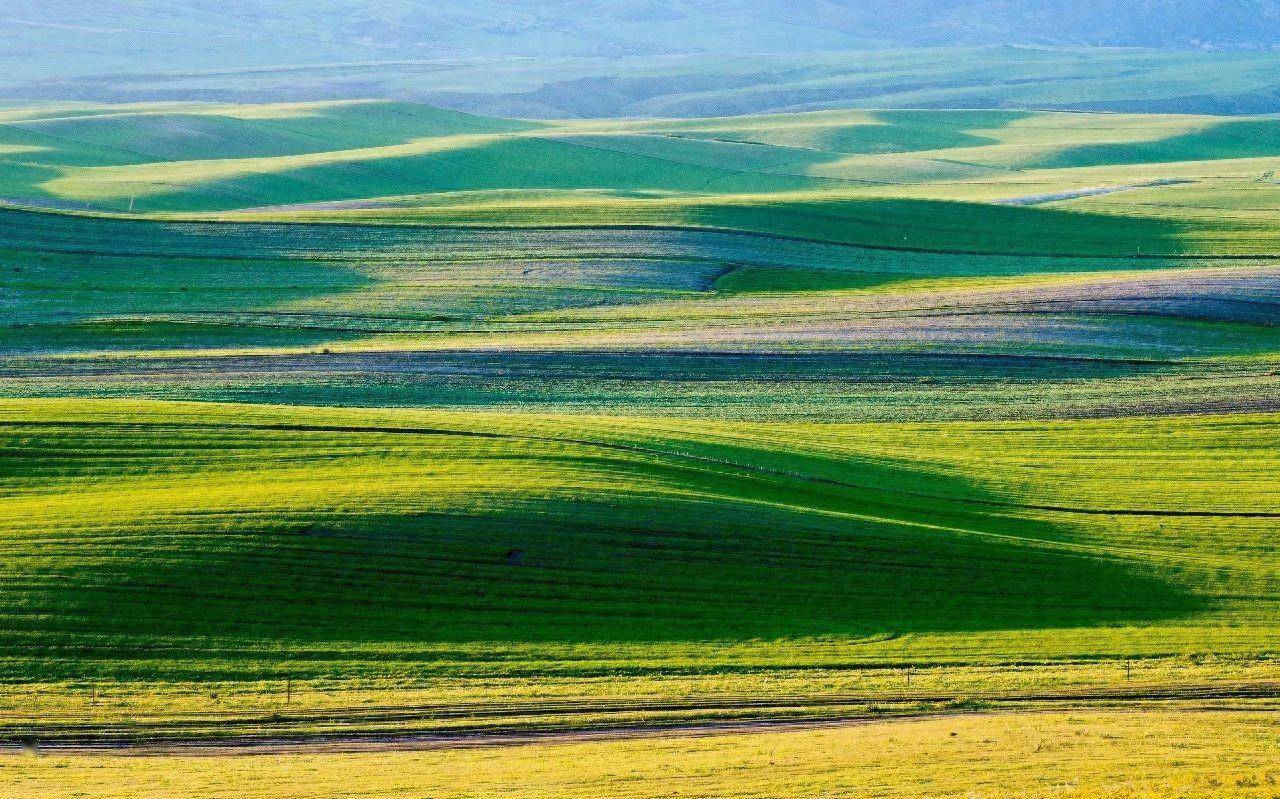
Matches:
[5,682,1277,755]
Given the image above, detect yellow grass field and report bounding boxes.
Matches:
[6,711,1278,799]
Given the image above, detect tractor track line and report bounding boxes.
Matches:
[4,417,1279,521]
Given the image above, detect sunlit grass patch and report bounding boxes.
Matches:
[5,710,1278,799]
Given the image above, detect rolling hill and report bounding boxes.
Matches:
[6,0,1280,72]
[6,3,1280,116]
[2,100,1279,792]
[5,47,1280,118]
[8,0,1280,789]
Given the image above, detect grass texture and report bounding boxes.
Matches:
[1,398,1277,683]
[2,102,1279,763]
[6,711,1280,798]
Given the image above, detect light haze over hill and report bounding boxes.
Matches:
[6,0,1280,69]
[4,2,1280,115]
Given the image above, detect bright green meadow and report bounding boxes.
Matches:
[1,99,1278,748]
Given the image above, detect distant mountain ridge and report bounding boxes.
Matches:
[5,2,1280,115]
[4,0,1280,81]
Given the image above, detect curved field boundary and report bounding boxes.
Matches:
[6,417,1277,524]
[5,203,1279,261]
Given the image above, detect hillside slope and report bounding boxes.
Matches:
[6,4,1280,115]
[6,0,1280,73]
[3,101,1280,748]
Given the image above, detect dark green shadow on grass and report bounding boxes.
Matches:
[1031,118,1280,170]
[693,196,1194,258]
[0,418,1206,679]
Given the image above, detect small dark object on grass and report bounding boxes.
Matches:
[505,548,526,566]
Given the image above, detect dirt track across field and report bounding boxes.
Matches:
[996,179,1194,206]
[5,682,1278,756]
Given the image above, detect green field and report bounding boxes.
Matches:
[3,98,1279,793]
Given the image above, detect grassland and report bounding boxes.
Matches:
[4,397,1276,663]
[10,45,1280,120]
[7,711,1280,798]
[2,99,1279,793]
